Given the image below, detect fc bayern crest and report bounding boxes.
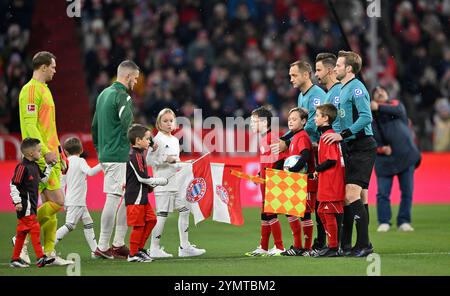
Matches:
[216,185,229,204]
[186,178,207,203]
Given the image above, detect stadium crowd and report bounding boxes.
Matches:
[0,0,449,151]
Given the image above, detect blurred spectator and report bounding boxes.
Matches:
[84,19,111,53]
[1,0,449,153]
[89,71,110,112]
[0,0,34,133]
[76,0,450,146]
[371,86,421,232]
[187,30,215,66]
[433,98,450,151]
[418,66,441,109]
[0,78,9,133]
[440,68,450,98]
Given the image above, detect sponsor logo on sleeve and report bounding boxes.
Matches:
[27,104,36,113]
[333,96,340,106]
[313,97,321,107]
[354,88,364,97]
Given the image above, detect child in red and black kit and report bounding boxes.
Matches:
[125,124,168,262]
[10,138,55,268]
[280,108,316,256]
[245,107,286,256]
[313,104,345,257]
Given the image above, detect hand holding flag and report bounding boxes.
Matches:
[230,169,265,184]
[176,153,214,225]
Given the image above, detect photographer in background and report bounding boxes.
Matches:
[371,86,421,233]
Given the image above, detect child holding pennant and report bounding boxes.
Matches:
[147,108,206,258]
[280,107,316,256]
[245,107,286,257]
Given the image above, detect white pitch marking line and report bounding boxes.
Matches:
[384,252,450,256]
[1,252,449,266]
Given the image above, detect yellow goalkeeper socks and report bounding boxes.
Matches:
[37,201,61,254]
[43,213,58,254]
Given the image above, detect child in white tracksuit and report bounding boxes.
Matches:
[147,108,206,258]
[55,137,102,256]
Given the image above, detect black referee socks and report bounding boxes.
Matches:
[364,203,369,224]
[340,205,353,251]
[349,199,370,249]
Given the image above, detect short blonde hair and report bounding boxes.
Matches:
[155,108,176,131]
[288,107,308,121]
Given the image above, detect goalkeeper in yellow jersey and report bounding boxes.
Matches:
[14,51,73,265]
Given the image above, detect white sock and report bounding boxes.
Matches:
[178,209,190,249]
[55,224,73,246]
[150,214,168,250]
[23,235,29,247]
[82,212,97,252]
[83,225,97,252]
[112,198,128,247]
[98,193,120,251]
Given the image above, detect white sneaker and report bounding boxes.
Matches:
[11,236,31,265]
[178,244,206,257]
[10,259,30,268]
[377,223,391,232]
[398,223,414,232]
[48,251,75,266]
[127,253,153,263]
[268,246,285,256]
[149,246,173,258]
[138,251,154,262]
[244,246,268,257]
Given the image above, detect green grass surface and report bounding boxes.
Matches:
[1,205,449,276]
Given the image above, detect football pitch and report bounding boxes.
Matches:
[1,205,449,276]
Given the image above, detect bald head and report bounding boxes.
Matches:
[116,60,140,91]
[117,60,139,77]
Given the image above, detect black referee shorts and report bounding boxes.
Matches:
[342,136,377,189]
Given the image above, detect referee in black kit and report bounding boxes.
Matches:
[322,51,376,257]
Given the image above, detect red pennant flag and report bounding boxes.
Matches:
[211,163,244,225]
[176,153,214,225]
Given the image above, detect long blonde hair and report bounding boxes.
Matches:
[155,108,176,131]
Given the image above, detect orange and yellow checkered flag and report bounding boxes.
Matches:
[264,168,307,217]
[230,169,265,184]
